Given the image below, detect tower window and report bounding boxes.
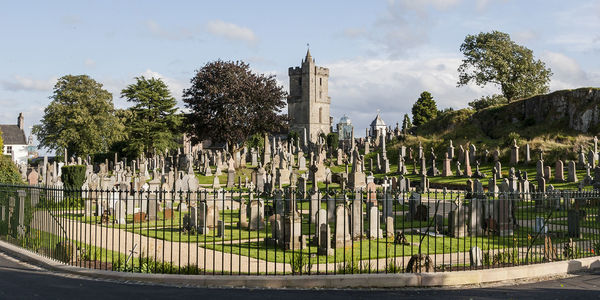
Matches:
[319,108,323,123]
[319,91,322,99]
[319,78,322,86]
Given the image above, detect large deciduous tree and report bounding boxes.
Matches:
[457,31,552,102]
[120,76,182,157]
[411,91,438,127]
[33,75,124,157]
[183,60,287,154]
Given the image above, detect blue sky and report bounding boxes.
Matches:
[1,0,599,154]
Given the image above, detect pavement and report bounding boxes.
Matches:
[1,249,599,300]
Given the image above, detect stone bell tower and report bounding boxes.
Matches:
[287,50,331,144]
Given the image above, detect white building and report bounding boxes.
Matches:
[1,113,28,165]
[370,112,387,138]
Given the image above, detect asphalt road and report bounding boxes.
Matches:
[1,250,599,300]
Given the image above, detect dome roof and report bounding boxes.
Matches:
[339,114,351,125]
[370,112,386,127]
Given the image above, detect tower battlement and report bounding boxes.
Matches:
[287,50,331,144]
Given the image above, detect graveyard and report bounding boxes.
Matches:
[2,121,600,275]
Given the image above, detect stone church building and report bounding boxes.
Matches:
[287,50,331,144]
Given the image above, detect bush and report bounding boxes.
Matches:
[468,94,508,111]
[61,165,86,190]
[0,156,22,184]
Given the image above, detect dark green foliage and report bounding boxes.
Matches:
[183,60,287,154]
[326,132,339,152]
[61,165,86,190]
[287,131,299,146]
[120,76,182,157]
[468,94,508,111]
[411,91,438,127]
[245,133,264,154]
[458,31,552,102]
[32,75,125,157]
[0,156,22,184]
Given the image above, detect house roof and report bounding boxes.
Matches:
[0,125,27,145]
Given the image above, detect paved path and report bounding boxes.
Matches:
[28,207,600,274]
[0,249,599,299]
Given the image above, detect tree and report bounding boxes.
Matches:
[120,76,182,157]
[401,114,412,133]
[326,132,339,154]
[468,94,508,111]
[183,60,287,154]
[457,31,552,102]
[411,91,438,127]
[32,75,124,157]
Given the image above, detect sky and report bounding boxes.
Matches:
[1,0,599,154]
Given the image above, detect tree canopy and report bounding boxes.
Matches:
[33,75,124,157]
[183,60,287,153]
[457,30,552,102]
[411,91,438,127]
[120,76,182,157]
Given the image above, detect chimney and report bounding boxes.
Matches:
[17,113,24,130]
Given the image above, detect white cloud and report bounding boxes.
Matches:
[1,75,56,92]
[144,20,200,41]
[205,20,257,44]
[140,69,186,103]
[542,51,594,90]
[513,29,537,43]
[343,0,462,57]
[326,54,498,136]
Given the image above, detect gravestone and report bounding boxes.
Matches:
[247,199,265,230]
[555,160,565,182]
[351,194,363,238]
[407,192,421,221]
[567,161,578,182]
[510,139,519,165]
[335,205,351,248]
[368,206,383,239]
[318,223,333,255]
[315,208,327,242]
[496,194,513,236]
[385,216,394,237]
[448,208,467,238]
[470,246,483,267]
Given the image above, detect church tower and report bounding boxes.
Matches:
[287,50,331,144]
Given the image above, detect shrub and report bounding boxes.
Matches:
[0,156,22,184]
[61,165,86,190]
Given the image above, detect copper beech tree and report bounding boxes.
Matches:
[183,60,287,155]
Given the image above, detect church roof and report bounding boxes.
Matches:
[0,125,26,145]
[370,112,386,127]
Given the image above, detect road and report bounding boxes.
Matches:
[0,250,599,300]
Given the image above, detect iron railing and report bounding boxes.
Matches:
[0,183,598,275]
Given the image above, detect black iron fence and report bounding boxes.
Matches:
[0,183,599,275]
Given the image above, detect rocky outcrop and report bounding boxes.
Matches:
[474,88,600,138]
